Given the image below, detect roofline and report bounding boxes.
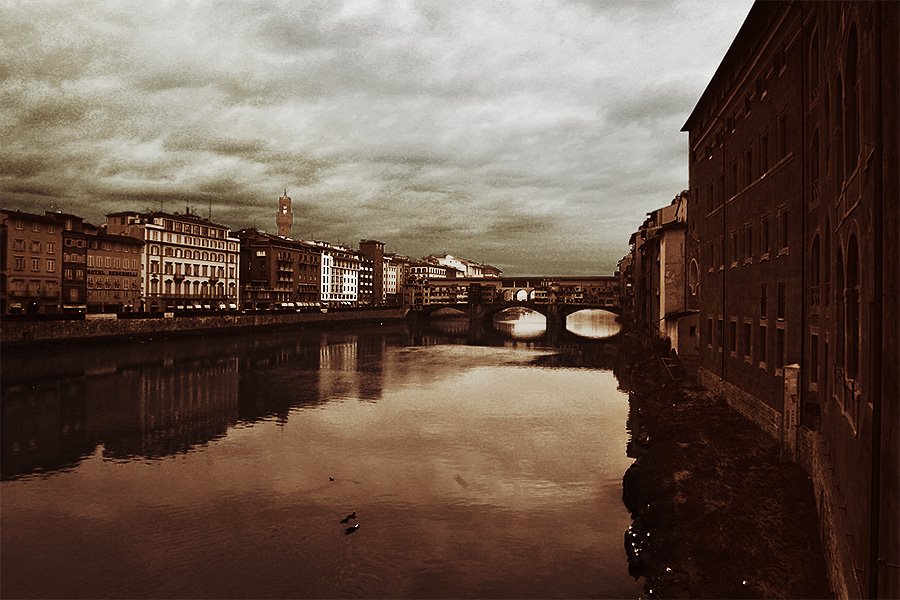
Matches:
[681,2,775,132]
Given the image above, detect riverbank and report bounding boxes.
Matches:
[619,331,831,598]
[0,307,407,348]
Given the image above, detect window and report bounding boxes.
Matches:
[844,26,859,178]
[30,241,41,253]
[846,234,859,379]
[706,317,713,347]
[743,146,753,187]
[811,235,821,306]
[778,208,789,251]
[728,160,738,197]
[31,258,40,271]
[47,242,56,253]
[730,232,738,267]
[758,324,767,367]
[729,319,737,355]
[31,223,40,232]
[744,224,753,263]
[776,326,786,372]
[777,112,788,159]
[811,130,820,201]
[760,284,768,318]
[46,259,55,272]
[810,333,819,385]
[760,216,770,257]
[14,257,25,270]
[777,282,786,319]
[13,239,24,251]
[743,321,752,359]
[14,220,23,230]
[760,132,769,173]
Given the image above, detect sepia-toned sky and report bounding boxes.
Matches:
[1,0,752,275]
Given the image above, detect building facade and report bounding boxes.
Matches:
[682,3,898,597]
[84,227,144,313]
[236,229,321,309]
[0,209,63,313]
[358,239,384,305]
[317,243,360,306]
[51,212,88,311]
[106,211,240,311]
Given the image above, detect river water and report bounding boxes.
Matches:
[1,311,640,599]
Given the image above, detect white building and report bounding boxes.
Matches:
[316,243,360,305]
[105,210,240,311]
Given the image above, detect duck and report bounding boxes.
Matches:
[340,512,357,524]
[344,523,360,534]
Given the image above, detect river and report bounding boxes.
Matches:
[1,310,641,598]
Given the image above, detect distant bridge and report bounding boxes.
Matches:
[406,275,623,339]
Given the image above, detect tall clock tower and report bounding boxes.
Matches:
[276,189,293,238]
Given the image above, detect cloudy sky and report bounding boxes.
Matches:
[1,0,752,275]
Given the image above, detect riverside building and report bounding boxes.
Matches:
[682,2,898,596]
[236,229,321,309]
[0,209,63,313]
[105,210,240,312]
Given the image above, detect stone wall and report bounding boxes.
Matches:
[1,308,407,346]
[697,366,782,438]
[799,428,863,599]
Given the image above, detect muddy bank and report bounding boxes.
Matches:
[618,331,831,598]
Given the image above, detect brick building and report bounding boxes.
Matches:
[84,226,144,313]
[49,212,88,311]
[236,229,321,309]
[0,209,63,313]
[682,2,898,596]
[358,239,384,305]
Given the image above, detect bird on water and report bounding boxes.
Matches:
[340,512,357,524]
[345,523,360,534]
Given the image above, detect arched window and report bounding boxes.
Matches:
[846,234,859,379]
[824,218,832,307]
[823,81,831,173]
[835,244,845,368]
[844,26,859,177]
[834,74,843,178]
[811,234,821,292]
[811,129,820,199]
[689,259,700,296]
[808,29,819,100]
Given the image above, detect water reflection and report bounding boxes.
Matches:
[493,308,547,339]
[566,309,623,339]
[1,323,641,599]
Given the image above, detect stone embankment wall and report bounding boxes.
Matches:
[697,365,859,598]
[1,308,407,346]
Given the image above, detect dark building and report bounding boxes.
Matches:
[358,239,385,305]
[682,2,898,596]
[237,229,321,309]
[47,212,88,312]
[357,253,375,306]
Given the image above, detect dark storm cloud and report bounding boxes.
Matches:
[1,0,753,274]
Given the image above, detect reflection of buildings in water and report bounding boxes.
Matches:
[238,340,323,424]
[1,380,90,480]
[99,356,240,459]
[319,334,360,402]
